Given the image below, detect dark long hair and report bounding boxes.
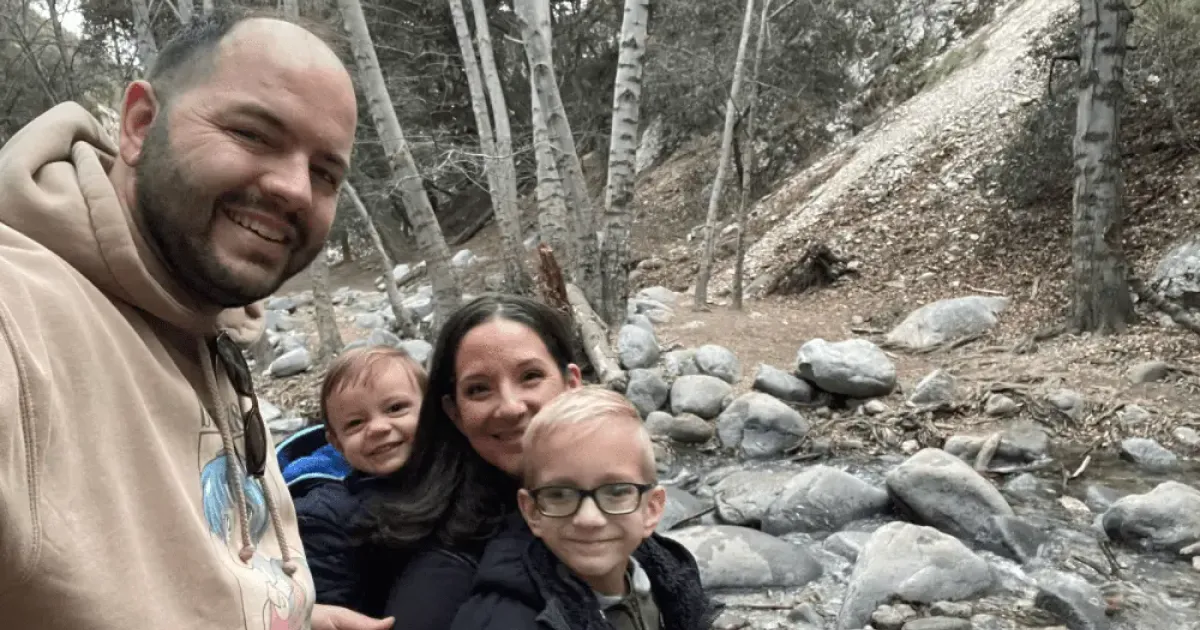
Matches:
[363,293,578,551]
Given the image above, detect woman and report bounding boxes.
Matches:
[361,294,583,626]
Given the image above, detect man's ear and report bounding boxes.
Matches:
[442,395,461,430]
[517,489,544,538]
[564,364,583,389]
[641,485,667,537]
[118,80,162,167]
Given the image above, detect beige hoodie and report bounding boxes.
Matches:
[0,103,315,629]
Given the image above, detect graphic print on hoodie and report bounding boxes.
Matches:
[0,102,315,630]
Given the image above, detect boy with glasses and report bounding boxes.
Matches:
[450,386,718,630]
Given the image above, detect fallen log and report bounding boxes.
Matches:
[566,282,628,391]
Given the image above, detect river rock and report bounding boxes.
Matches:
[1102,481,1200,552]
[644,411,675,437]
[670,375,733,419]
[1117,404,1151,426]
[824,530,872,562]
[904,618,972,630]
[1175,426,1200,449]
[930,601,973,618]
[637,286,678,307]
[872,604,917,630]
[267,310,297,332]
[626,313,655,334]
[618,325,660,370]
[836,522,994,629]
[1151,236,1200,308]
[665,525,823,589]
[657,486,713,532]
[796,338,896,398]
[1128,360,1171,384]
[451,248,477,268]
[985,394,1019,417]
[269,348,311,378]
[1033,570,1109,630]
[667,413,715,444]
[1084,484,1123,513]
[662,349,700,380]
[712,469,795,526]
[626,369,670,418]
[266,296,298,312]
[694,344,741,384]
[752,363,814,403]
[886,448,1014,543]
[884,295,1009,351]
[1047,389,1086,421]
[402,294,433,319]
[716,392,810,458]
[367,328,402,348]
[762,465,890,535]
[397,339,433,366]
[942,421,1049,465]
[1119,438,1178,472]
[909,369,958,405]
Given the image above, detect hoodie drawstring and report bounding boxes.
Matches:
[198,337,297,576]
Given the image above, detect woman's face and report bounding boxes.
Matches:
[445,318,582,476]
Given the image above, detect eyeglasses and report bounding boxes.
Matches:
[527,483,655,518]
[213,331,268,478]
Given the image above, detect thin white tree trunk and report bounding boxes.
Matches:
[530,73,576,272]
[469,0,531,294]
[599,0,650,326]
[130,0,158,70]
[177,0,193,25]
[516,0,601,305]
[337,0,461,332]
[202,0,213,17]
[343,183,418,338]
[732,0,771,311]
[282,0,299,17]
[1071,0,1134,333]
[310,251,344,361]
[448,0,530,294]
[693,0,755,309]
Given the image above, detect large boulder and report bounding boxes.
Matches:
[618,325,660,370]
[1151,236,1200,309]
[716,392,809,458]
[670,375,733,419]
[762,466,890,535]
[886,448,1014,543]
[665,525,823,590]
[885,296,1010,351]
[1102,481,1200,552]
[796,339,896,398]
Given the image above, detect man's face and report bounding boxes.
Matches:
[128,20,357,307]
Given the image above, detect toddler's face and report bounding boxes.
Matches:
[518,421,665,596]
[325,362,422,476]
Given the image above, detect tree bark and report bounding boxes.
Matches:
[45,0,78,100]
[566,283,628,392]
[343,183,419,338]
[310,251,344,362]
[516,0,601,306]
[530,68,576,275]
[177,0,194,26]
[1070,0,1134,334]
[693,0,756,309]
[449,0,531,295]
[282,0,299,18]
[202,0,213,17]
[469,0,532,295]
[597,0,650,327]
[732,0,771,310]
[337,0,462,332]
[130,0,158,70]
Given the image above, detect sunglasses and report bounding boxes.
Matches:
[527,483,655,518]
[213,331,268,478]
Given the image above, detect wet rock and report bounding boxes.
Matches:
[903,618,971,630]
[1116,404,1151,426]
[753,364,814,403]
[269,348,311,378]
[1173,426,1200,449]
[397,339,433,366]
[665,525,823,589]
[667,413,715,444]
[657,486,713,532]
[670,375,733,419]
[942,422,1049,465]
[824,531,872,562]
[796,338,896,398]
[1033,569,1109,630]
[929,601,973,618]
[985,394,1019,417]
[885,295,1009,351]
[618,325,660,370]
[712,469,795,526]
[1119,437,1178,472]
[1084,484,1123,513]
[1047,389,1086,421]
[836,522,993,629]
[694,344,741,384]
[1102,481,1200,552]
[886,448,1014,544]
[716,392,810,458]
[626,369,670,418]
[909,369,958,405]
[871,603,917,630]
[1002,473,1045,501]
[980,514,1050,563]
[762,465,890,535]
[1127,360,1171,384]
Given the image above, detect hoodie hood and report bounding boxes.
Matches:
[0,101,262,337]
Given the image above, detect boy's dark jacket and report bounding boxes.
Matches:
[277,427,482,626]
[450,513,720,630]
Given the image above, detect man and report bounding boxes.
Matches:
[0,9,391,630]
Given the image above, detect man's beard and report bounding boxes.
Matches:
[134,117,310,308]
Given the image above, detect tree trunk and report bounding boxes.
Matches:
[202,0,213,17]
[732,0,771,311]
[516,0,601,306]
[45,0,79,100]
[310,251,344,362]
[339,232,353,263]
[282,0,299,17]
[337,0,462,332]
[693,0,755,309]
[598,0,650,327]
[1070,0,1134,334]
[469,0,532,295]
[448,0,531,295]
[343,182,418,338]
[177,0,194,26]
[130,0,158,70]
[530,69,576,275]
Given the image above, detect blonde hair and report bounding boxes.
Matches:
[319,345,428,430]
[520,385,657,487]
